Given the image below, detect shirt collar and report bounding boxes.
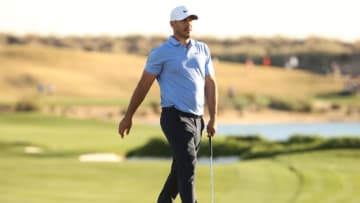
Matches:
[169,36,193,47]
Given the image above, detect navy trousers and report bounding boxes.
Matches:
[157,107,204,203]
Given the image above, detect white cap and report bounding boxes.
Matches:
[170,5,198,21]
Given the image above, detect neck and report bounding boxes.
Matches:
[173,35,190,47]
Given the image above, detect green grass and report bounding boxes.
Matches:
[276,150,360,203]
[1,149,359,203]
[0,113,359,203]
[0,112,161,155]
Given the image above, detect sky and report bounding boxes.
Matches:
[0,0,359,42]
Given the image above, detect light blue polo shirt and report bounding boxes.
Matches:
[144,36,214,115]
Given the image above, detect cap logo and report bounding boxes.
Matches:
[183,10,188,13]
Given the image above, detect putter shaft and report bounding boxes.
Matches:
[209,136,214,203]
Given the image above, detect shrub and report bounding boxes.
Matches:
[199,138,251,157]
[231,96,250,111]
[319,137,360,149]
[149,100,160,114]
[14,99,41,112]
[269,97,314,112]
[125,136,360,160]
[227,135,265,142]
[252,95,271,109]
[285,134,324,144]
[126,138,171,157]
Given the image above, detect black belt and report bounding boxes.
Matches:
[162,106,202,119]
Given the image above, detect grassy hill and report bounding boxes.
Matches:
[0,44,344,105]
[0,44,151,101]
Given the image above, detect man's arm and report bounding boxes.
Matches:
[118,71,156,138]
[205,74,218,137]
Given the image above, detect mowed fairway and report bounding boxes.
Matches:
[0,113,359,203]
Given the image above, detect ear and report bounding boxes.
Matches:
[170,21,174,27]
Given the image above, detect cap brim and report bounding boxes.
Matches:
[188,14,198,20]
[173,14,198,21]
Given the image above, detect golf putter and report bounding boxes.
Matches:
[209,136,214,203]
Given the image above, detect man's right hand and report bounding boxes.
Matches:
[117,71,156,139]
[118,116,132,138]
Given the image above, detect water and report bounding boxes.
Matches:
[217,121,360,140]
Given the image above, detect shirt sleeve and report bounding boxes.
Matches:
[144,48,163,76]
[204,44,215,76]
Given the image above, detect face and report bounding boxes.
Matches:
[170,17,194,40]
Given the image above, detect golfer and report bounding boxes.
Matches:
[118,5,218,203]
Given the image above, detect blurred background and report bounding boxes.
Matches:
[0,0,359,203]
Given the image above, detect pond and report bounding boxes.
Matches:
[217,121,360,140]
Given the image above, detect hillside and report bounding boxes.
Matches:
[0,44,154,101]
[2,33,360,75]
[0,44,344,103]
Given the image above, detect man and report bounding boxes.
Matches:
[118,5,218,203]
